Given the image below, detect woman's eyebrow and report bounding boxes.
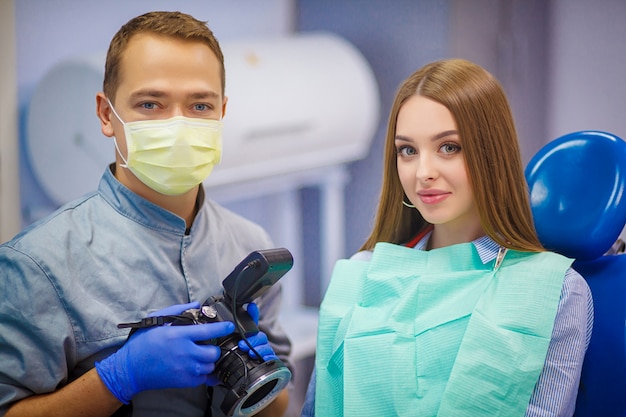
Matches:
[394,130,459,142]
[432,130,459,140]
[394,134,412,142]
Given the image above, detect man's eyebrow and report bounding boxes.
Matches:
[128,90,221,100]
[188,91,220,100]
[128,89,167,100]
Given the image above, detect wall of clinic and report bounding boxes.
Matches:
[547,0,626,141]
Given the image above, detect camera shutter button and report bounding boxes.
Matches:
[201,305,218,319]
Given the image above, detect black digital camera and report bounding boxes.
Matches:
[119,248,294,416]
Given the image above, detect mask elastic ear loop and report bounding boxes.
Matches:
[106,98,130,168]
[106,98,125,124]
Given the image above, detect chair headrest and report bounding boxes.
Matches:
[525,131,626,261]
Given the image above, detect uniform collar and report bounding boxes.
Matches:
[97,164,198,235]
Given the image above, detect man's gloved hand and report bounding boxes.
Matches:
[237,302,279,361]
[95,302,235,404]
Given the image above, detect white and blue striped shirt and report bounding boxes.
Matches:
[300,233,593,417]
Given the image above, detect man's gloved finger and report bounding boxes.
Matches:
[193,362,217,377]
[246,302,260,325]
[176,321,235,343]
[191,344,223,364]
[149,321,233,347]
[246,345,276,360]
[149,301,200,317]
[238,332,268,351]
[174,363,217,388]
[237,341,250,352]
[205,374,221,387]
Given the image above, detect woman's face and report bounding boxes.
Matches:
[395,95,482,244]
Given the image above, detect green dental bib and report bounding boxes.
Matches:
[315,241,571,417]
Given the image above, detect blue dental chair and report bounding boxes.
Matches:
[525,130,626,417]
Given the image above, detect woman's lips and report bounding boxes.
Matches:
[417,190,450,204]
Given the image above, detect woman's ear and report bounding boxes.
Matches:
[96,92,115,138]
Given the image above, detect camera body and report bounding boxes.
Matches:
[118,248,294,416]
[173,248,294,416]
[173,294,256,340]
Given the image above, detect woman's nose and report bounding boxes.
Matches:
[415,155,437,182]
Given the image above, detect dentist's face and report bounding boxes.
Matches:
[110,33,225,151]
[97,32,227,197]
[395,95,480,237]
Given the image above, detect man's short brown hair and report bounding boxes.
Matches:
[103,11,225,103]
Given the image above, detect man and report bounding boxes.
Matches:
[0,11,291,417]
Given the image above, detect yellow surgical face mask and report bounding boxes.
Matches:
[108,100,222,196]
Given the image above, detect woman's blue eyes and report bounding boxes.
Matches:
[396,143,461,156]
[441,143,461,154]
[396,146,416,156]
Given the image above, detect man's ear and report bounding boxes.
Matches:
[96,92,115,138]
[221,96,228,119]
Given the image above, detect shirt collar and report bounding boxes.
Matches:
[97,164,190,234]
[414,230,502,265]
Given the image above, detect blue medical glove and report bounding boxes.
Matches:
[95,302,235,404]
[148,301,200,318]
[237,302,279,361]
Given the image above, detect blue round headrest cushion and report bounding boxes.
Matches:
[525,131,626,260]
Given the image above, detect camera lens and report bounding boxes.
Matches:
[219,358,292,417]
[242,378,277,409]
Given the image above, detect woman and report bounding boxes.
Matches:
[301,59,592,417]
